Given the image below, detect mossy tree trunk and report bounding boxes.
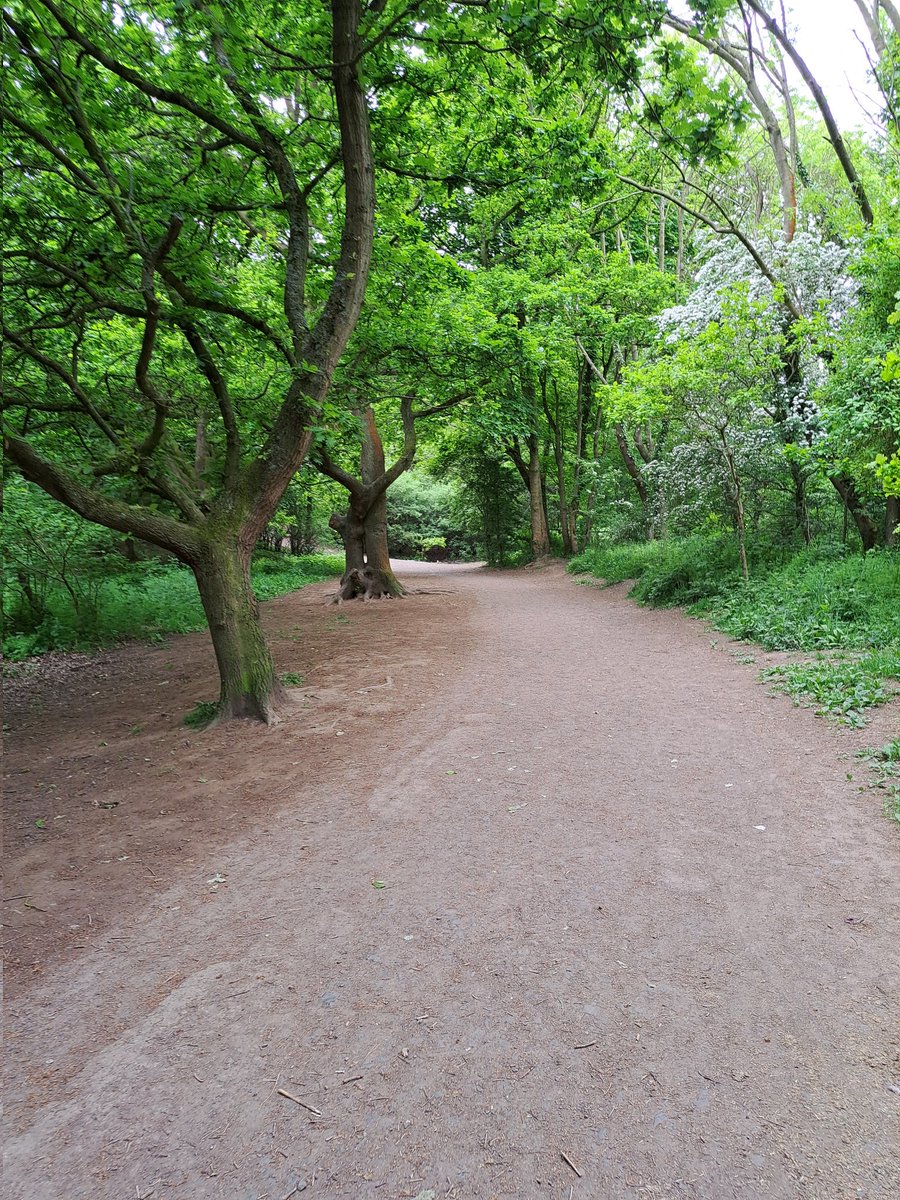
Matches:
[193,538,286,723]
[364,490,406,596]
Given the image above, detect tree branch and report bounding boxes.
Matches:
[33,0,265,154]
[741,0,874,225]
[4,434,202,560]
[615,172,803,321]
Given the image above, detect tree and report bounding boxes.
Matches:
[620,287,785,578]
[317,398,417,599]
[3,0,376,722]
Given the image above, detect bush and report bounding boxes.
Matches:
[712,548,900,651]
[386,473,475,560]
[570,534,748,606]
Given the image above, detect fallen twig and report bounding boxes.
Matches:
[276,1088,322,1116]
[573,1040,597,1050]
[561,1152,583,1178]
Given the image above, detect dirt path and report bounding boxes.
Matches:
[4,562,899,1200]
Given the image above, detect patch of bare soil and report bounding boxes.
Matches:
[3,560,899,1199]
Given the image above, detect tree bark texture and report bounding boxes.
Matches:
[364,491,406,597]
[193,540,285,723]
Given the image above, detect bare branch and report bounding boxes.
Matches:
[741,0,874,225]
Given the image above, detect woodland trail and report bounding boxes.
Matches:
[4,561,899,1200]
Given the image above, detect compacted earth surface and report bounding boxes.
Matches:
[3,561,899,1200]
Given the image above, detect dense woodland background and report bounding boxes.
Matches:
[3,1,899,736]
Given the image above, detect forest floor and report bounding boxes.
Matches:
[4,560,899,1200]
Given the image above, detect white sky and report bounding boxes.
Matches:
[787,0,880,131]
[667,1,881,132]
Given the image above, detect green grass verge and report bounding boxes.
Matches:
[761,651,900,728]
[3,552,344,661]
[858,740,900,826]
[570,536,900,727]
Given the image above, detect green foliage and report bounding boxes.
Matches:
[572,537,899,650]
[570,534,748,605]
[385,473,471,560]
[3,552,342,661]
[280,671,304,686]
[859,741,900,827]
[2,478,126,635]
[761,654,900,728]
[570,538,669,583]
[713,550,900,651]
[183,701,219,730]
[431,431,530,566]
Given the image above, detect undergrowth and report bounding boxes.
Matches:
[3,552,343,661]
[183,700,219,729]
[858,740,900,826]
[570,536,900,727]
[761,652,900,728]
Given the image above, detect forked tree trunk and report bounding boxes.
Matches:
[193,540,285,723]
[330,509,366,572]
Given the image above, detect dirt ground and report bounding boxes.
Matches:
[3,560,899,1200]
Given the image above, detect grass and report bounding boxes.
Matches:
[761,651,900,728]
[183,700,219,729]
[858,740,900,826]
[3,552,344,661]
[570,535,900,727]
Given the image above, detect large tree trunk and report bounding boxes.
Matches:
[329,509,366,572]
[193,539,285,724]
[364,490,406,596]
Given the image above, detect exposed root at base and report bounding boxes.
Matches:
[331,566,406,603]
